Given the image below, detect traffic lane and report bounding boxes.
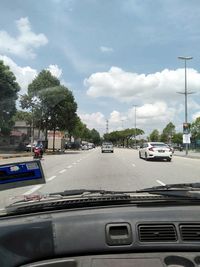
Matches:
[119,148,200,186]
[38,148,149,194]
[0,150,94,208]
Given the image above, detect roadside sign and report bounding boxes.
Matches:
[183,134,191,144]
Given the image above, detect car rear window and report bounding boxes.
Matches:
[150,143,168,147]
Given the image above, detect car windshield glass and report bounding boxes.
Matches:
[0,0,200,213]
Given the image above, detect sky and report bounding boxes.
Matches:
[0,0,200,136]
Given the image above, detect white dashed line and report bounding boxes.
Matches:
[67,165,72,169]
[47,175,56,182]
[59,169,66,174]
[73,162,77,165]
[23,185,43,195]
[132,163,136,167]
[156,179,166,186]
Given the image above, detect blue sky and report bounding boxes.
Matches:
[1,0,200,135]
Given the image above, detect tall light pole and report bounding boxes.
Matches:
[133,105,138,148]
[177,56,193,155]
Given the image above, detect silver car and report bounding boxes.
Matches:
[101,142,114,153]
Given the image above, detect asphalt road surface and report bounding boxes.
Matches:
[0,147,200,209]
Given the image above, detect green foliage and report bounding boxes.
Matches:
[160,122,175,143]
[172,132,183,144]
[104,128,144,146]
[72,117,101,144]
[28,70,60,96]
[14,110,32,125]
[90,128,101,144]
[20,70,78,141]
[0,60,20,134]
[149,129,160,142]
[191,117,200,140]
[38,85,77,132]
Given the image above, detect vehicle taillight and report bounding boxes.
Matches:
[149,147,154,151]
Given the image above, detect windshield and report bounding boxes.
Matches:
[0,0,200,211]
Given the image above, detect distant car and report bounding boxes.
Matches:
[173,145,183,151]
[88,143,93,149]
[139,142,173,161]
[101,142,114,153]
[81,144,89,150]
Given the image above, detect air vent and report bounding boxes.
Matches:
[180,224,200,241]
[138,224,177,242]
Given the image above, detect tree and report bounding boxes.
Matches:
[160,122,175,143]
[39,86,77,131]
[172,132,183,144]
[20,70,78,149]
[0,60,20,134]
[28,70,60,96]
[14,110,32,125]
[104,128,144,146]
[191,117,200,140]
[149,129,160,142]
[90,129,101,145]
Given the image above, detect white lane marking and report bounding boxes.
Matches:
[132,163,136,167]
[47,175,56,182]
[73,162,77,165]
[59,169,66,174]
[67,165,72,169]
[23,185,43,195]
[156,179,166,186]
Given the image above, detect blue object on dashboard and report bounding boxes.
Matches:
[0,161,45,191]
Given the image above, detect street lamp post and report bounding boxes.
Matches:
[177,56,193,156]
[133,105,138,148]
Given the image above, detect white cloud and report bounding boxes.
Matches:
[100,46,114,53]
[79,112,106,132]
[0,17,48,59]
[0,55,65,95]
[79,101,176,135]
[0,55,37,94]
[192,111,200,121]
[47,64,62,78]
[85,66,200,103]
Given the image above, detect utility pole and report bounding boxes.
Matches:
[106,119,109,134]
[133,105,138,148]
[177,56,194,155]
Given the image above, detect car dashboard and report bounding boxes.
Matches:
[1,204,200,266]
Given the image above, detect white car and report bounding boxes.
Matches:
[101,142,114,153]
[139,142,173,161]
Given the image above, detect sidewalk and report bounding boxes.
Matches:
[174,150,200,159]
[0,149,81,159]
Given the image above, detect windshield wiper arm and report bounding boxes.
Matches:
[49,189,130,197]
[137,182,200,199]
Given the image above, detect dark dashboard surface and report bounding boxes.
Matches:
[1,204,200,266]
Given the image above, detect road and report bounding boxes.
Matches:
[0,147,200,209]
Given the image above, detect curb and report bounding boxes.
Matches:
[0,150,82,159]
[174,154,200,160]
[0,154,32,159]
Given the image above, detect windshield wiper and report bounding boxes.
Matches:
[49,189,130,197]
[137,182,200,199]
